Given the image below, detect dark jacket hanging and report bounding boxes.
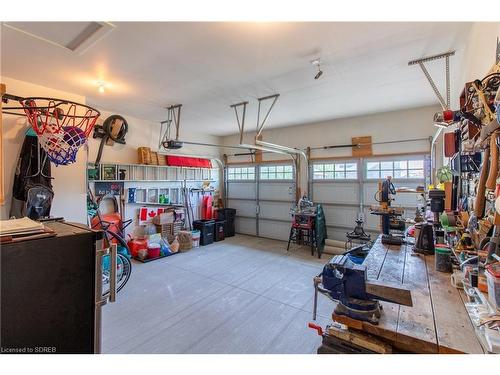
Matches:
[10,133,53,219]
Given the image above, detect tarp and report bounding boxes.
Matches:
[315,204,327,253]
[166,156,212,168]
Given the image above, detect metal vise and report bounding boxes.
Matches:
[313,254,412,324]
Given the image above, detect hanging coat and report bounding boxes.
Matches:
[10,133,53,219]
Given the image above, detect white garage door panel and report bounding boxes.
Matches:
[364,181,423,207]
[363,207,381,231]
[227,199,256,217]
[235,217,257,235]
[227,182,256,199]
[322,205,358,228]
[324,227,348,243]
[313,182,359,204]
[258,219,290,241]
[259,201,292,221]
[259,182,294,201]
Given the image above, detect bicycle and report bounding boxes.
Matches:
[87,188,133,296]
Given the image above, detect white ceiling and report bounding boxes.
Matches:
[1,22,473,136]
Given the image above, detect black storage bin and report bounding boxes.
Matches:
[216,208,236,237]
[192,219,215,246]
[215,220,226,242]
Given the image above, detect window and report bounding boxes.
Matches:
[260,165,294,180]
[227,167,255,180]
[313,162,357,180]
[366,159,425,179]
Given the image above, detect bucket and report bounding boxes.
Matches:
[147,243,161,259]
[435,246,452,273]
[191,230,201,248]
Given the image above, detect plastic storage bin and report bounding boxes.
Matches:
[215,220,225,242]
[486,264,500,310]
[216,208,236,237]
[435,246,452,273]
[192,219,215,246]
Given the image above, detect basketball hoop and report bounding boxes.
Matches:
[2,95,100,165]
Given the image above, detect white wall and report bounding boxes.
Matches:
[1,76,87,222]
[454,22,500,105]
[222,104,441,194]
[1,76,222,223]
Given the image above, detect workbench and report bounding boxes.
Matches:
[328,235,484,354]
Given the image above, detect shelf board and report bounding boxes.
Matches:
[89,179,215,183]
[87,162,217,170]
[128,202,184,206]
[89,179,185,183]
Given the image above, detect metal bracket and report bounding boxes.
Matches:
[256,94,280,138]
[408,51,455,110]
[230,101,248,145]
[159,104,182,148]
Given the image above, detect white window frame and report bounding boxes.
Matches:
[259,164,294,181]
[364,155,427,180]
[227,166,256,181]
[312,161,358,180]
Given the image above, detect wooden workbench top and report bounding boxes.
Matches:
[334,236,484,354]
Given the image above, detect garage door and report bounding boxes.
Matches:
[226,163,295,241]
[311,159,362,241]
[311,155,429,242]
[226,165,257,235]
[258,164,295,241]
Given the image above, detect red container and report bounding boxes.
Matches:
[127,238,148,258]
[147,244,161,259]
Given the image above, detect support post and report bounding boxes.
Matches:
[0,83,5,205]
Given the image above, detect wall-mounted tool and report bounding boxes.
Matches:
[93,114,128,167]
[313,248,412,325]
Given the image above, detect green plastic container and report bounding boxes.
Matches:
[435,247,452,273]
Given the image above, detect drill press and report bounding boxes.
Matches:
[370,176,405,245]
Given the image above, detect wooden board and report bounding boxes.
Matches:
[255,134,263,163]
[424,255,484,354]
[352,136,372,157]
[396,248,438,353]
[326,325,392,354]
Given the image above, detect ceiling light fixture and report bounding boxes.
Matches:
[311,58,323,80]
[97,81,106,93]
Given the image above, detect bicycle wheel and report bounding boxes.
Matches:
[102,253,132,297]
[116,253,132,293]
[106,230,131,257]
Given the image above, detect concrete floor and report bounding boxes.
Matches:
[102,234,334,354]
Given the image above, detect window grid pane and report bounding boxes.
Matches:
[227,167,256,181]
[259,165,293,180]
[365,159,425,180]
[313,162,357,180]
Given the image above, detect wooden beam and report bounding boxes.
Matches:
[254,134,263,163]
[365,280,413,307]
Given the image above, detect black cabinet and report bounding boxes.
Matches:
[1,221,102,354]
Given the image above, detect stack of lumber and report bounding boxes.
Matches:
[323,239,346,255]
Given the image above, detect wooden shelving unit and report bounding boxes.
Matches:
[87,161,219,208]
[87,162,218,183]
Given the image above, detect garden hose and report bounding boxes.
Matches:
[95,115,128,167]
